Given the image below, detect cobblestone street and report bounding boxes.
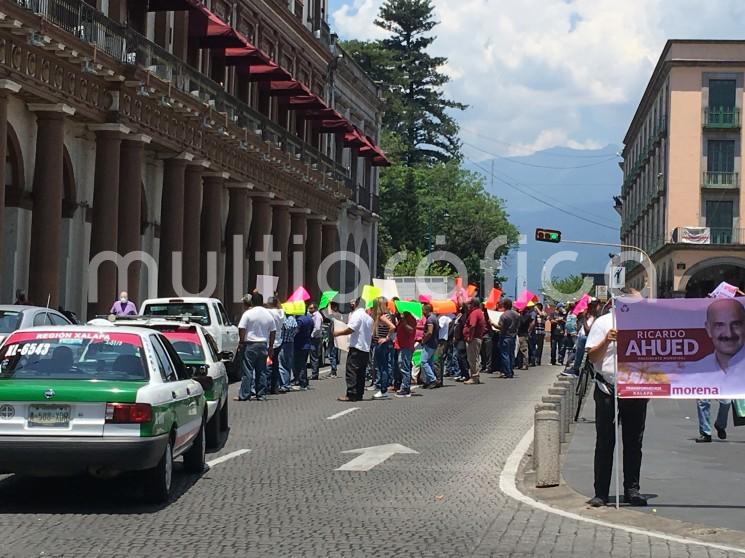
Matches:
[0,366,740,558]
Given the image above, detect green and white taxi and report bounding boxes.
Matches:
[109,318,230,448]
[0,326,211,503]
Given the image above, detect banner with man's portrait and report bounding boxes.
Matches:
[614,297,745,398]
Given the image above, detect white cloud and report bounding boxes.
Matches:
[331,0,745,155]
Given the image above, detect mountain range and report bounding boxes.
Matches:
[464,144,622,298]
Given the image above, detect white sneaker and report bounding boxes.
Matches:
[373,390,388,399]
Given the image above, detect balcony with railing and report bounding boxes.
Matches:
[703,107,741,129]
[702,171,739,188]
[10,0,354,190]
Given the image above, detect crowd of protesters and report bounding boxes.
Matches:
[233,287,605,403]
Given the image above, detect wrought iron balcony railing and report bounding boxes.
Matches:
[703,171,739,188]
[704,107,741,129]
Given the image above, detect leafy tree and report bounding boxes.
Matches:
[542,274,594,303]
[341,0,466,165]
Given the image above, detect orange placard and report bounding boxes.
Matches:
[431,299,457,314]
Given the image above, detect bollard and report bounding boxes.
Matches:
[542,395,565,443]
[550,386,571,433]
[556,377,575,413]
[535,409,561,488]
[533,402,557,470]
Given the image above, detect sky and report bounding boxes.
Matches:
[329,0,745,160]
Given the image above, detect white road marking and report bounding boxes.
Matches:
[327,407,360,420]
[206,449,251,468]
[499,427,745,555]
[335,443,418,472]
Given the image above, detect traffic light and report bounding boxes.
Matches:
[535,228,562,243]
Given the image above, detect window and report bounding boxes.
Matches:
[204,334,220,361]
[217,302,231,325]
[49,312,70,326]
[0,310,22,333]
[707,140,735,173]
[32,312,51,327]
[709,79,736,109]
[212,303,224,325]
[706,200,734,244]
[150,335,178,382]
[142,302,211,325]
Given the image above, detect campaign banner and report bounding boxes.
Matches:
[614,297,745,398]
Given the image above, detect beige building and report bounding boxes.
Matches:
[0,0,387,320]
[619,40,745,297]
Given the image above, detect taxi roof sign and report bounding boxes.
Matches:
[535,228,562,243]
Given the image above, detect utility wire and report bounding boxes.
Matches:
[460,126,620,159]
[465,156,620,231]
[464,141,619,169]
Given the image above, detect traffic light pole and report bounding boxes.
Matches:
[559,239,655,298]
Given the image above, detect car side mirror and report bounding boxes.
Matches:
[193,375,214,392]
[218,351,234,362]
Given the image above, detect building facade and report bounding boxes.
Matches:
[0,0,386,320]
[619,40,745,297]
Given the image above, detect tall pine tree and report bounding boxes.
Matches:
[343,0,465,166]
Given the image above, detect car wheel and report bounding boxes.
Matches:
[183,417,206,474]
[143,437,173,504]
[206,406,220,449]
[219,397,229,432]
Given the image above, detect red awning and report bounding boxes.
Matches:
[318,119,352,133]
[372,155,392,167]
[270,81,312,97]
[224,46,267,66]
[241,64,293,81]
[188,2,244,49]
[301,108,341,120]
[343,129,367,147]
[287,95,326,110]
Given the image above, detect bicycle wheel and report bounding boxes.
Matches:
[574,365,591,421]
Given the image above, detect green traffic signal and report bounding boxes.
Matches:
[535,228,562,243]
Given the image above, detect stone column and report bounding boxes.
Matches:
[225,183,251,317]
[117,135,150,306]
[0,80,20,299]
[88,124,130,317]
[200,172,227,300]
[290,209,309,292]
[306,216,324,303]
[158,154,191,297]
[321,222,340,292]
[27,104,75,309]
[182,161,207,294]
[247,195,274,295]
[271,202,292,299]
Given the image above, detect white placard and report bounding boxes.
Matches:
[333,319,350,352]
[373,278,400,300]
[610,266,626,289]
[487,310,503,327]
[256,275,279,299]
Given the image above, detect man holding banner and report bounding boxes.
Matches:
[586,293,649,508]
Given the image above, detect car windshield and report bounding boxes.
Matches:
[142,303,211,325]
[159,330,205,364]
[0,331,148,381]
[0,310,23,333]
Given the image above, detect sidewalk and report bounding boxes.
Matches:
[564,396,745,533]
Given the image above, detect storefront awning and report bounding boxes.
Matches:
[287,95,326,110]
[188,2,244,49]
[269,81,313,97]
[242,64,293,81]
[224,46,267,66]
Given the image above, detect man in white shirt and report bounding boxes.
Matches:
[333,297,373,401]
[586,301,648,508]
[308,303,324,380]
[435,313,453,387]
[236,292,277,402]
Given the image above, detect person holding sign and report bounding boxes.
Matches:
[585,292,648,508]
[334,297,373,402]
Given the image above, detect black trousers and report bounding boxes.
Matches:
[533,333,545,365]
[480,333,492,372]
[455,340,470,378]
[346,347,370,401]
[593,386,649,500]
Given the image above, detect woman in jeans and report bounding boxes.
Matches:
[371,297,396,399]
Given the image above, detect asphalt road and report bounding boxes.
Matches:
[0,366,740,557]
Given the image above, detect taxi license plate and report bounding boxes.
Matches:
[28,405,71,428]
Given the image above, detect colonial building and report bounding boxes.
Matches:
[0,0,387,319]
[618,40,745,297]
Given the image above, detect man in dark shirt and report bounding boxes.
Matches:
[419,303,439,388]
[516,308,534,370]
[463,298,486,385]
[497,299,520,378]
[293,312,314,390]
[550,307,567,365]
